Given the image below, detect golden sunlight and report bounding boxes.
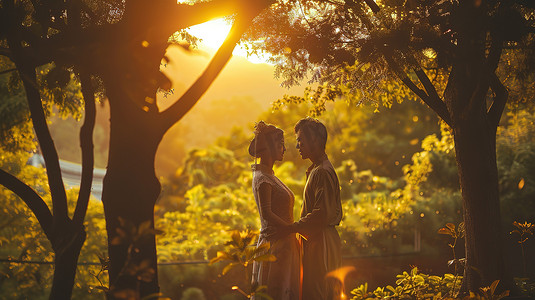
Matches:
[188,18,271,64]
[188,18,232,51]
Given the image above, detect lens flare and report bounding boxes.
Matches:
[326,266,356,299]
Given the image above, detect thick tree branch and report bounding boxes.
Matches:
[20,68,70,224]
[6,24,70,224]
[413,68,439,98]
[159,11,262,131]
[363,0,380,13]
[486,38,503,73]
[487,73,508,129]
[0,68,16,75]
[68,0,94,229]
[383,53,427,100]
[0,45,54,69]
[466,6,504,116]
[0,169,53,239]
[412,67,453,126]
[72,73,96,229]
[487,0,508,72]
[465,46,502,118]
[399,76,428,100]
[466,38,501,116]
[405,52,438,93]
[383,49,453,127]
[362,0,452,126]
[405,50,453,126]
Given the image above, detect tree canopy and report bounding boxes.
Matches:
[240,0,535,293]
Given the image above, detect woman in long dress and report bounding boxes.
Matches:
[249,121,300,300]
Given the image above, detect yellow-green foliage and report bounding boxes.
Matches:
[350,267,509,300]
[156,183,260,262]
[0,148,108,299]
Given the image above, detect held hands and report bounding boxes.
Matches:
[262,223,297,240]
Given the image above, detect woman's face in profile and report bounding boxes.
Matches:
[273,136,286,162]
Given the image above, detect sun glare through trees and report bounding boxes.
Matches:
[188,18,273,64]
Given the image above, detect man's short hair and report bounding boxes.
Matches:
[294,117,327,150]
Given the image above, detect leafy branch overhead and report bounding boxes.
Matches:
[247,0,534,126]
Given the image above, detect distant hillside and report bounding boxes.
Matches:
[48,45,305,176]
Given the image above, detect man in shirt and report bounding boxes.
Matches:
[290,117,343,300]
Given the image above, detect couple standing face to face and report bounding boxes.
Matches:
[250,119,342,300]
[249,122,319,164]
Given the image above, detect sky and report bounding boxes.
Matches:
[186,18,271,64]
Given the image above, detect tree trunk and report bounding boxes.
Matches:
[49,227,87,300]
[102,169,160,298]
[97,7,263,298]
[101,88,164,298]
[445,65,511,293]
[452,112,506,291]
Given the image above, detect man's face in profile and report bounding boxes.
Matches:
[296,129,316,160]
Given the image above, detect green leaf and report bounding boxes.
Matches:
[91,286,109,292]
[253,253,277,263]
[222,262,240,275]
[210,251,233,264]
[490,280,499,295]
[428,276,441,285]
[231,231,242,248]
[251,242,270,257]
[253,285,268,293]
[497,290,510,298]
[438,227,453,236]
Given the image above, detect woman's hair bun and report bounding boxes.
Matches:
[248,121,283,158]
[254,121,269,136]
